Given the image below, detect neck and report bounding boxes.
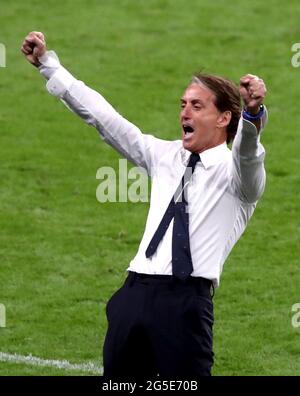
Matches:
[195,131,227,154]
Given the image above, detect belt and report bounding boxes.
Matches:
[126,271,214,298]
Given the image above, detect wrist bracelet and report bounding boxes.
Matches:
[242,105,264,121]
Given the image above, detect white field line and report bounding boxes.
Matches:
[0,352,103,375]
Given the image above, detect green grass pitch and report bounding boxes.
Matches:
[0,0,299,376]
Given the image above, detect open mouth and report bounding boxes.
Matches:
[183,125,194,134]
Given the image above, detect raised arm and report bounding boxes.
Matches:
[231,74,268,204]
[21,31,171,175]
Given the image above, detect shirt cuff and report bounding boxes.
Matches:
[37,50,76,97]
[45,66,76,98]
[38,50,60,80]
[241,118,259,136]
[38,50,60,68]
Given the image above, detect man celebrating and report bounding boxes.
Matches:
[21,31,267,377]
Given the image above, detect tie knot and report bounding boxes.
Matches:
[187,153,200,172]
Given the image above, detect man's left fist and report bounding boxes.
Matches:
[239,74,267,115]
[21,31,47,67]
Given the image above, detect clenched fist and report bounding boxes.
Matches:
[21,31,47,67]
[239,74,267,114]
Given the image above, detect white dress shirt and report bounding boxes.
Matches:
[38,51,267,287]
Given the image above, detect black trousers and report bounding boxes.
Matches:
[103,271,214,378]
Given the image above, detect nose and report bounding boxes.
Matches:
[181,104,192,120]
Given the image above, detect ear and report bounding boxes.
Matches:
[217,111,232,129]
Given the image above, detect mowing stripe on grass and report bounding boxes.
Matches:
[0,352,103,375]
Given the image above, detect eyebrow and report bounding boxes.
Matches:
[180,98,205,105]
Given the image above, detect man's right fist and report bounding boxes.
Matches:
[21,31,47,67]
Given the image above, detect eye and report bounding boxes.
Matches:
[193,104,202,110]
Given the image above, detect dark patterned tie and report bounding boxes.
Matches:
[145,153,200,280]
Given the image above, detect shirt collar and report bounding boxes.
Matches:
[180,142,229,169]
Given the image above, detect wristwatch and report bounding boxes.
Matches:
[242,104,265,122]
